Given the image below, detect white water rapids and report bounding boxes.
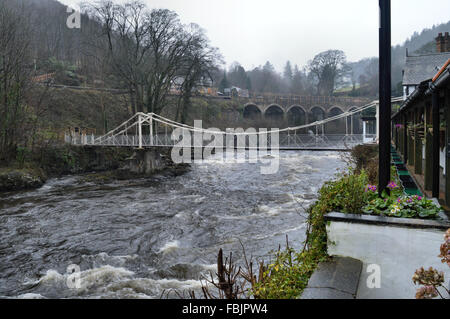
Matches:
[0,151,346,298]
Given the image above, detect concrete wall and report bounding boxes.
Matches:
[125,149,165,174]
[327,221,449,299]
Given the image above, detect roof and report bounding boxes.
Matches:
[402,52,450,85]
[394,57,450,120]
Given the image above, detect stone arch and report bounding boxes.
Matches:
[326,106,345,134]
[309,106,326,123]
[243,103,263,119]
[264,104,284,121]
[328,106,344,118]
[286,105,307,127]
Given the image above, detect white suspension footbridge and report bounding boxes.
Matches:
[66,98,403,151]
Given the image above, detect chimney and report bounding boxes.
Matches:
[436,32,450,53]
[446,32,450,52]
[436,33,445,53]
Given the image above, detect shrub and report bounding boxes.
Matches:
[317,168,370,214]
[252,245,318,299]
[351,144,378,170]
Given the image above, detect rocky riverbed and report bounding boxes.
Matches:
[0,146,189,192]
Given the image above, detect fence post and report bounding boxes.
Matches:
[138,113,143,149]
[363,121,367,141]
[315,125,318,146]
[346,115,349,136]
[150,113,154,146]
[350,115,354,136]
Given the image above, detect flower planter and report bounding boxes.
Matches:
[325,212,450,299]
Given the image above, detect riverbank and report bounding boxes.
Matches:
[0,145,190,192]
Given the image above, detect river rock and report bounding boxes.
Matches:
[0,168,47,192]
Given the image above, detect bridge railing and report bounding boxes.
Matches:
[65,101,387,150]
[65,133,96,145]
[66,132,370,150]
[239,94,372,107]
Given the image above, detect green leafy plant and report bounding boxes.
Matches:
[252,243,318,299]
[363,190,441,220]
[317,168,370,214]
[360,163,441,219]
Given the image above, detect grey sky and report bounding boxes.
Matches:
[60,0,450,71]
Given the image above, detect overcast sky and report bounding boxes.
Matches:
[59,0,450,72]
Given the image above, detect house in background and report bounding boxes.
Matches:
[170,76,216,96]
[402,32,450,100]
[222,86,249,98]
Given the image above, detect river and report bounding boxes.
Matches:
[0,151,346,298]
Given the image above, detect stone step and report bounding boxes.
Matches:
[299,257,363,299]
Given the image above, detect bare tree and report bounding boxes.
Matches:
[144,8,191,115]
[176,24,223,124]
[308,50,348,96]
[0,1,32,163]
[84,0,152,113]
[85,1,215,117]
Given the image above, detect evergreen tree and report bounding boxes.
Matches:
[218,72,229,93]
[291,65,304,95]
[283,61,293,81]
[245,76,252,91]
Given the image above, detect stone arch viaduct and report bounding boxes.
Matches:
[240,95,371,126]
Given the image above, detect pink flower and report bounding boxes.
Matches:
[387,182,399,189]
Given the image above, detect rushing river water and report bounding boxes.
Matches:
[0,151,346,298]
